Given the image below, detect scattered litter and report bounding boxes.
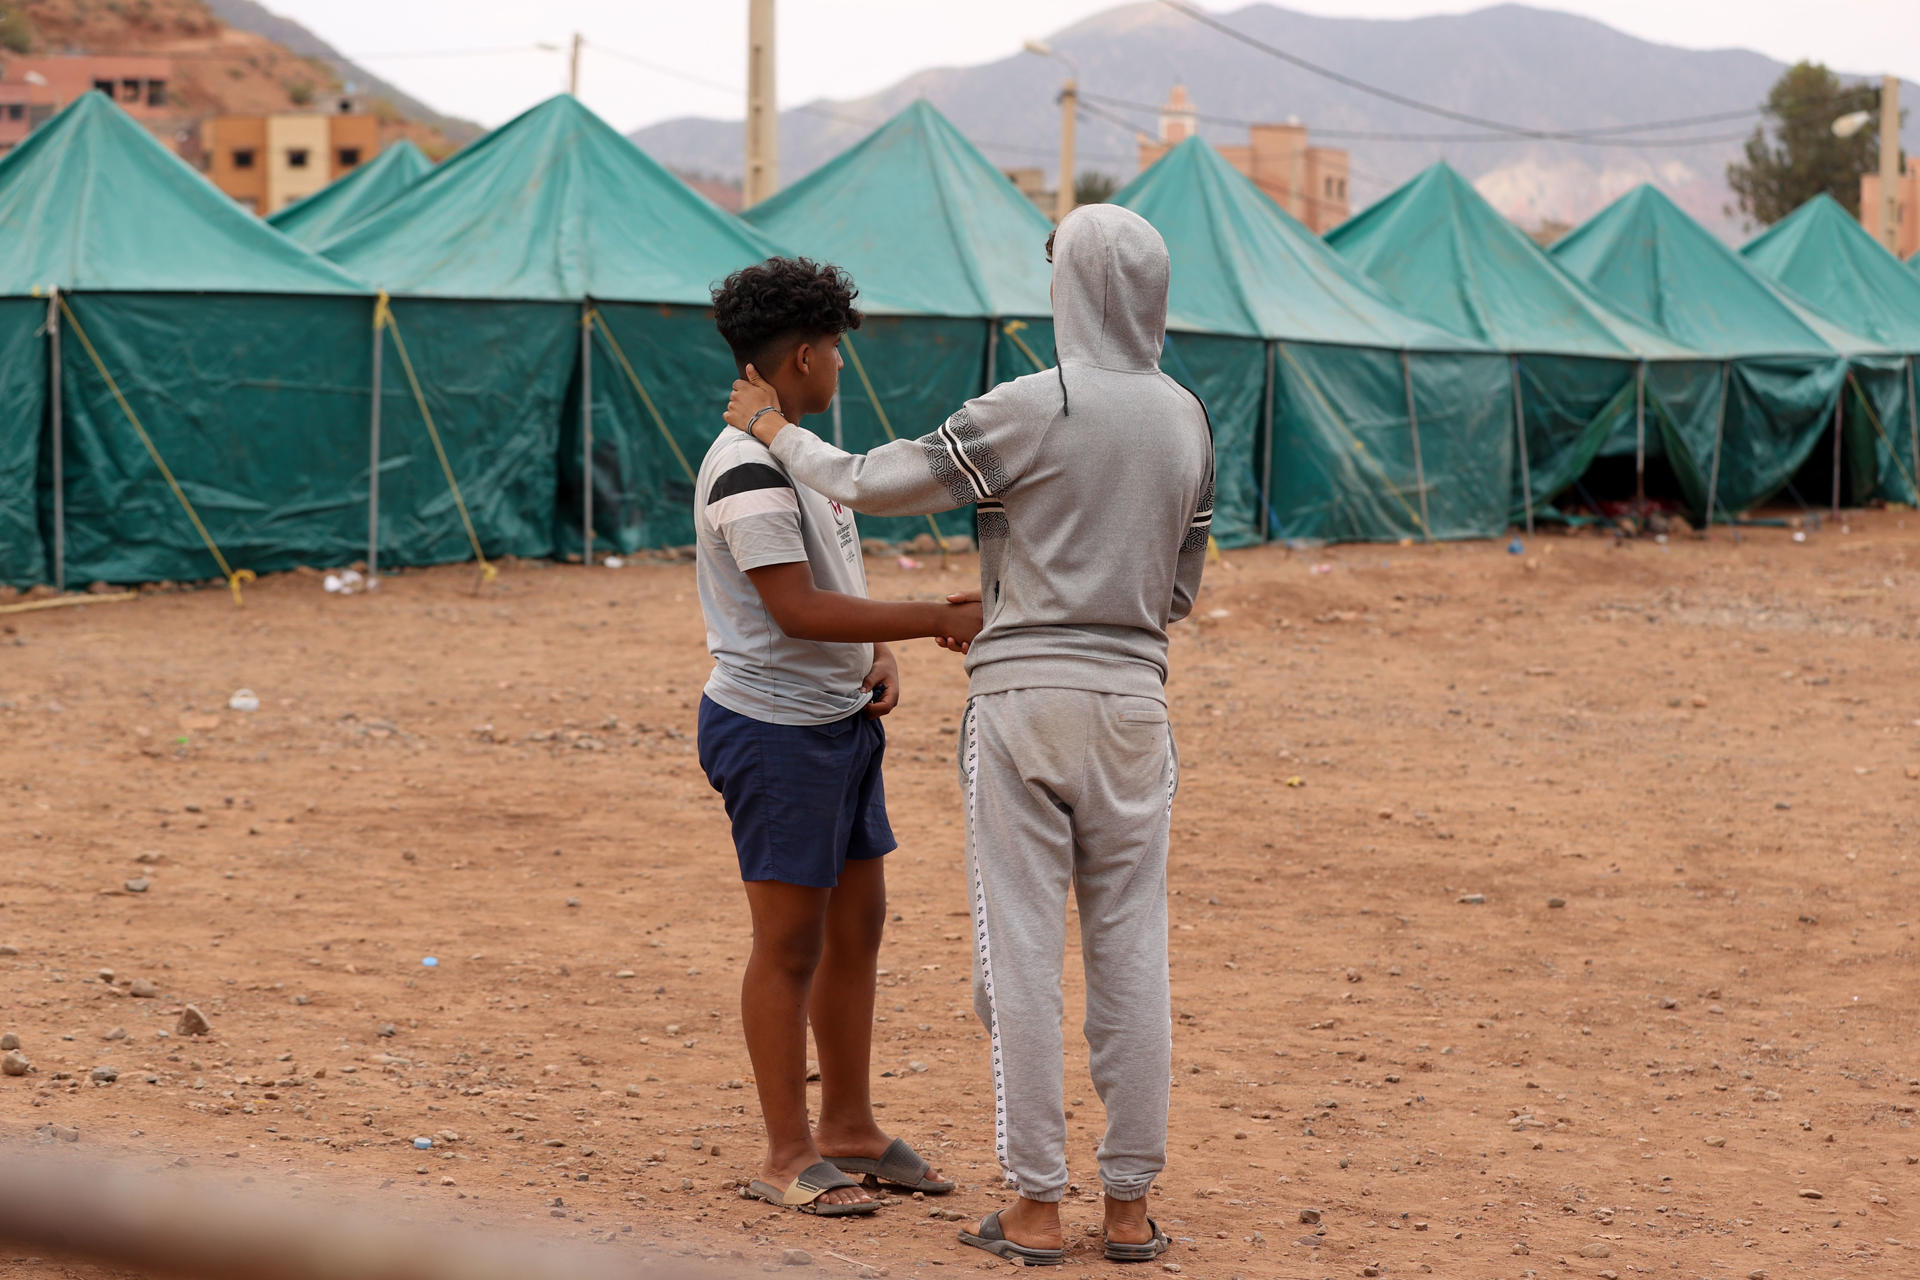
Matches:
[1792,531,1807,543]
[227,689,259,713]
[413,1137,434,1150]
[1507,539,1525,555]
[323,569,366,595]
[604,556,624,569]
[1285,776,1305,788]
[896,556,921,570]
[422,957,439,968]
[1310,563,1333,575]
[1206,608,1231,619]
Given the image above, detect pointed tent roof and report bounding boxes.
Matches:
[320,96,784,303]
[269,139,432,248]
[1742,194,1920,353]
[0,92,365,296]
[1113,137,1481,349]
[742,100,1054,318]
[1326,162,1694,360]
[1550,185,1860,360]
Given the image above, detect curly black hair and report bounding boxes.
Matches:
[711,257,863,372]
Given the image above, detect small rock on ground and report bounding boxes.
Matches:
[176,1005,212,1036]
[2,1049,30,1076]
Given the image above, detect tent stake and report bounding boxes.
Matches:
[1401,350,1431,542]
[1511,356,1533,536]
[581,301,594,567]
[1634,361,1646,526]
[47,288,63,593]
[367,306,383,583]
[1831,379,1844,518]
[1703,362,1730,538]
[1260,342,1276,543]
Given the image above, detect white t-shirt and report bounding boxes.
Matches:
[694,429,873,726]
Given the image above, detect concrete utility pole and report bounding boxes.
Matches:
[1056,78,1079,224]
[569,32,582,97]
[745,0,778,207]
[1879,74,1901,256]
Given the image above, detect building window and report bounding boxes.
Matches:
[121,79,141,103]
[147,81,167,108]
[233,148,256,170]
[287,148,310,169]
[5,104,21,121]
[337,146,362,168]
[92,80,114,97]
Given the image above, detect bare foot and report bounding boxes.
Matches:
[813,1121,949,1188]
[758,1148,873,1209]
[1103,1192,1154,1245]
[997,1196,1065,1251]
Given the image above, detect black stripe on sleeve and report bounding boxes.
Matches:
[705,462,793,505]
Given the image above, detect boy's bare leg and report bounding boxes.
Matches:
[742,880,872,1207]
[810,859,945,1184]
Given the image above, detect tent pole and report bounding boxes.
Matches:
[367,308,383,583]
[1511,356,1533,536]
[1704,361,1730,538]
[984,318,997,393]
[1634,360,1646,525]
[581,301,594,567]
[1909,356,1919,508]
[830,390,844,449]
[1260,342,1276,543]
[1401,349,1430,542]
[1831,379,1845,519]
[48,289,63,594]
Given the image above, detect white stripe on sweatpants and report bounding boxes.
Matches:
[963,701,1017,1191]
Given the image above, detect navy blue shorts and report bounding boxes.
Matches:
[697,695,896,888]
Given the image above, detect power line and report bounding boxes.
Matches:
[1154,0,1770,145]
[1082,83,1752,149]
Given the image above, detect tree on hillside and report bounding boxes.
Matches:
[1074,171,1119,205]
[1727,61,1888,226]
[0,6,35,54]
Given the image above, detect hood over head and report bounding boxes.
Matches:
[1051,203,1169,373]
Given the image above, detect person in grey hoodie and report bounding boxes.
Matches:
[724,203,1213,1265]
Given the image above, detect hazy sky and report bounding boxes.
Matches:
[270,0,1920,134]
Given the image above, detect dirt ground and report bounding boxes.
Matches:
[3,512,1918,1280]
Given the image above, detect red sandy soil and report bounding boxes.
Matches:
[3,514,1918,1279]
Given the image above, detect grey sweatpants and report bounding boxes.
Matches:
[960,686,1176,1203]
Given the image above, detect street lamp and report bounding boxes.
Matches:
[1023,39,1078,224]
[1832,76,1901,255]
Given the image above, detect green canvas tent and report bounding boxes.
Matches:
[1552,185,1873,520]
[1743,194,1920,506]
[322,95,788,564]
[269,139,432,248]
[742,100,1058,543]
[1117,137,1512,545]
[0,91,373,589]
[1326,163,1712,525]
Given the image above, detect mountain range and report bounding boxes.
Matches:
[628,2,1920,238]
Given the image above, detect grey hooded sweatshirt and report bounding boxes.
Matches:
[766,203,1215,703]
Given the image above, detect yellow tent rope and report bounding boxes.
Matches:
[1845,371,1919,497]
[1274,343,1428,537]
[585,308,698,485]
[374,294,496,584]
[1000,320,1048,375]
[0,590,137,616]
[839,333,951,556]
[56,296,255,605]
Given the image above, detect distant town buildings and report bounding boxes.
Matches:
[1135,85,1351,233]
[1861,158,1919,259]
[1002,166,1056,215]
[0,54,173,153]
[204,102,380,215]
